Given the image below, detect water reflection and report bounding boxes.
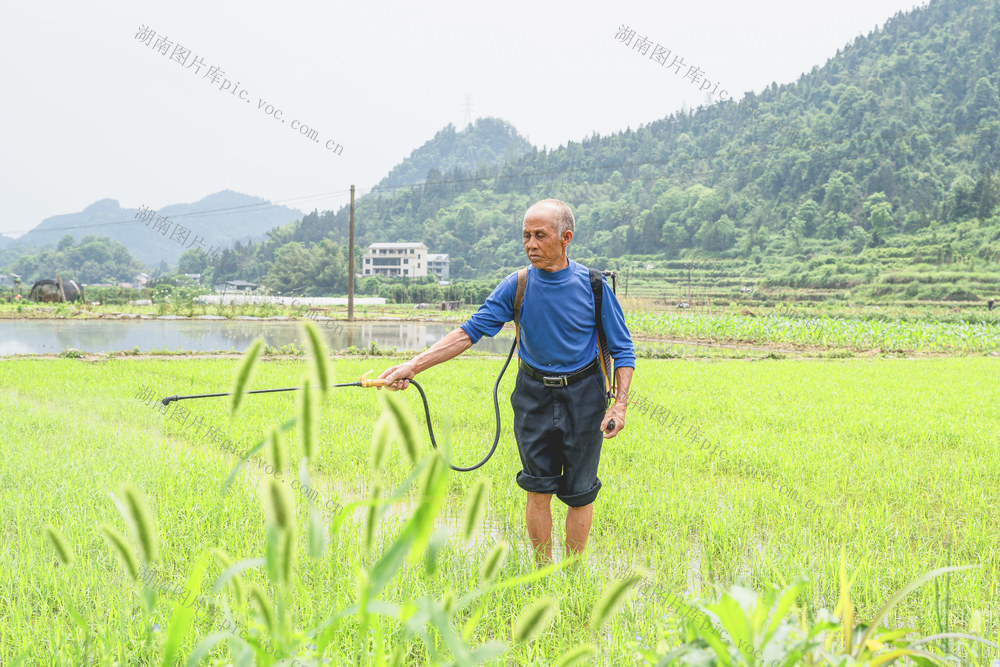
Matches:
[0,320,767,358]
[0,319,516,356]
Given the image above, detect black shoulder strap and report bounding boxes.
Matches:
[590,268,615,397]
[513,267,528,348]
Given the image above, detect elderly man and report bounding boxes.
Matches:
[379,199,634,564]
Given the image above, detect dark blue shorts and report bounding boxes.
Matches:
[510,364,609,507]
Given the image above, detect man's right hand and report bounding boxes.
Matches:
[378,361,417,391]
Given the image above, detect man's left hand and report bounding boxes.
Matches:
[600,403,626,439]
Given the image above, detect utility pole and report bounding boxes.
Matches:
[348,185,355,322]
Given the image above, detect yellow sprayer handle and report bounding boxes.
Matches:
[360,378,389,388]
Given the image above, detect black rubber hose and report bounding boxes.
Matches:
[407,334,519,472]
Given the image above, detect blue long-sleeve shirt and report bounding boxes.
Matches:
[460,260,636,373]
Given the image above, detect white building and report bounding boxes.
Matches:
[362,242,428,278]
[427,254,450,281]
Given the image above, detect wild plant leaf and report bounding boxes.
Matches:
[409,451,451,562]
[262,477,295,532]
[302,320,331,397]
[461,478,489,543]
[493,555,575,590]
[589,571,643,632]
[299,375,317,460]
[222,415,298,494]
[160,554,208,667]
[763,578,808,642]
[44,524,74,566]
[480,543,508,583]
[266,426,287,474]
[907,632,1000,652]
[185,631,248,667]
[308,503,326,560]
[468,642,507,663]
[379,390,419,463]
[208,556,265,597]
[210,549,255,609]
[121,484,158,563]
[365,481,383,553]
[281,528,296,586]
[264,524,284,586]
[249,583,276,633]
[425,526,448,575]
[857,565,974,656]
[461,601,486,641]
[229,338,263,415]
[710,593,755,655]
[514,596,557,643]
[838,548,854,653]
[100,524,139,581]
[556,644,597,667]
[370,414,393,469]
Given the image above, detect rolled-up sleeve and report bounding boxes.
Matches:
[459,273,517,344]
[601,281,636,368]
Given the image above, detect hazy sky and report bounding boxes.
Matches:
[0,0,926,238]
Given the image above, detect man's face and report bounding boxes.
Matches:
[523,207,571,272]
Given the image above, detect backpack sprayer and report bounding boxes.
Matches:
[160,268,618,473]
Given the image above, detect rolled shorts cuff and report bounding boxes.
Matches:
[516,471,562,495]
[558,478,602,507]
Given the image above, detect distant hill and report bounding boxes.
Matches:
[373,117,533,191]
[8,190,302,267]
[0,234,12,250]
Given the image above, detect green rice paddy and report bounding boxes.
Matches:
[2,347,998,664]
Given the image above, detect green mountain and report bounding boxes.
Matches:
[373,118,533,191]
[289,0,999,300]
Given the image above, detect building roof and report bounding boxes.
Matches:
[427,254,449,262]
[368,242,428,250]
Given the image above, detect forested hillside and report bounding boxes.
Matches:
[374,118,533,191]
[284,0,1000,299]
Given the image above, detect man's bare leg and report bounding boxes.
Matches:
[565,503,594,555]
[526,492,553,565]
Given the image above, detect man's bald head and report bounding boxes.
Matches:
[525,199,575,237]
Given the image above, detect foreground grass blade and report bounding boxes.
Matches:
[300,376,317,460]
[514,596,558,643]
[857,565,974,656]
[556,644,597,667]
[100,524,139,580]
[461,479,488,543]
[121,483,158,563]
[45,524,75,566]
[229,338,263,415]
[302,320,331,398]
[160,555,208,666]
[266,426,288,474]
[222,415,298,494]
[589,571,644,632]
[480,543,508,583]
[379,391,419,463]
